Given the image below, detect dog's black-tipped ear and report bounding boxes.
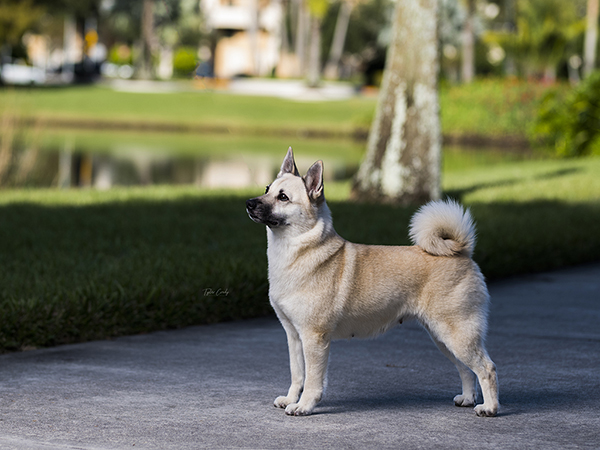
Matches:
[277,147,299,178]
[303,160,324,202]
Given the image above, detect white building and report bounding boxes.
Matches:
[201,0,282,78]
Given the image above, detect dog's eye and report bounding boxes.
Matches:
[265,185,270,194]
[277,192,289,202]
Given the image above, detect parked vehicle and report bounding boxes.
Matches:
[0,63,46,85]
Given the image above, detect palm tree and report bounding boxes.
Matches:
[461,0,476,82]
[584,0,599,77]
[352,0,440,204]
[306,0,328,86]
[139,0,155,79]
[323,0,355,79]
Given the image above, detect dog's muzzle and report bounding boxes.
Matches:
[246,198,285,228]
[246,198,260,222]
[246,198,259,211]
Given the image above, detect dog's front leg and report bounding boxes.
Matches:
[274,318,305,409]
[285,332,330,416]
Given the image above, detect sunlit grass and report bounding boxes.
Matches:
[0,84,376,133]
[443,156,600,203]
[1,78,563,139]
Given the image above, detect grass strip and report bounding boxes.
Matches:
[0,85,376,135]
[1,79,565,140]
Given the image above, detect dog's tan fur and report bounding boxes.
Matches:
[246,148,499,417]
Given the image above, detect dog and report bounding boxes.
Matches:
[246,148,498,417]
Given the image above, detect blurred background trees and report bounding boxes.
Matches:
[2,0,600,161]
[483,0,586,83]
[0,0,45,56]
[1,0,598,85]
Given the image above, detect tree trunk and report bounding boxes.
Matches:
[62,14,77,82]
[295,0,309,76]
[306,15,322,87]
[503,0,517,77]
[139,0,155,80]
[323,0,353,80]
[460,0,475,83]
[352,0,441,205]
[249,0,260,76]
[584,0,599,77]
[281,0,290,54]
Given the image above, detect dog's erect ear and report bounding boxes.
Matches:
[303,160,324,202]
[277,147,300,178]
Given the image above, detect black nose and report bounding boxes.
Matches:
[246,198,259,210]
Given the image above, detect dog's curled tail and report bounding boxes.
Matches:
[409,199,476,258]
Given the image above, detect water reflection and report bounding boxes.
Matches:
[30,150,278,189]
[5,145,357,189]
[0,130,536,189]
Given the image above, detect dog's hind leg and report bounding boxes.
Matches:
[428,322,499,417]
[427,331,477,407]
[274,315,305,409]
[462,348,498,417]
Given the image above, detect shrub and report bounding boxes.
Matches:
[108,44,133,65]
[173,47,198,78]
[534,72,600,157]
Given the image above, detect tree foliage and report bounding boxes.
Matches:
[0,0,44,48]
[484,0,586,78]
[534,71,600,157]
[35,0,100,17]
[320,0,392,82]
[102,0,184,45]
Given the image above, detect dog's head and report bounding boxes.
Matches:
[246,147,325,231]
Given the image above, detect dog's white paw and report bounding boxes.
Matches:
[453,393,476,407]
[274,396,294,409]
[474,404,498,417]
[284,402,314,416]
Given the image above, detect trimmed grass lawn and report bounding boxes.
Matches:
[1,78,562,138]
[1,156,599,352]
[1,85,376,134]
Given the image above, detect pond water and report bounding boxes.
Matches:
[0,127,537,189]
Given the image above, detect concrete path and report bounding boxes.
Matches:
[1,263,599,449]
[225,78,357,101]
[106,78,358,101]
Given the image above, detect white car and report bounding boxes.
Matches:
[1,64,46,85]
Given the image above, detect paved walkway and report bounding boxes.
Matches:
[106,78,358,101]
[1,263,599,449]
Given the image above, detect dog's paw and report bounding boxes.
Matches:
[284,403,314,416]
[274,396,294,409]
[453,393,476,407]
[474,404,498,417]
